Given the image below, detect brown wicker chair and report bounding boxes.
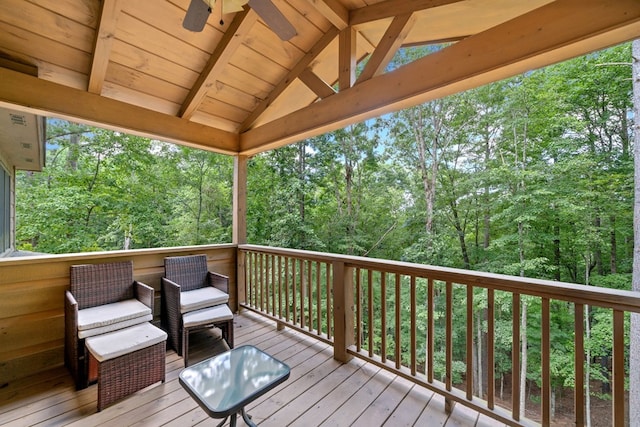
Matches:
[64,261,154,390]
[162,255,233,363]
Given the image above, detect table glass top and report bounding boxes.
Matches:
[179,345,290,416]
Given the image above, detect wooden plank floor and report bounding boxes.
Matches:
[0,311,504,427]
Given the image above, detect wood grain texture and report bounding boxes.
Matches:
[0,0,638,157]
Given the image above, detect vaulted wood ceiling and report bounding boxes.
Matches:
[1,0,640,156]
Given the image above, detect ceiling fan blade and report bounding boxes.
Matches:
[183,0,211,32]
[247,0,297,41]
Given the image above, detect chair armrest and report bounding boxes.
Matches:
[134,281,154,312]
[64,291,79,380]
[65,291,78,333]
[208,271,229,294]
[161,277,181,304]
[161,277,182,352]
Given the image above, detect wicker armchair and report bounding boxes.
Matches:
[162,255,232,361]
[64,261,154,390]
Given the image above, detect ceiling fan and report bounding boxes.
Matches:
[183,0,297,41]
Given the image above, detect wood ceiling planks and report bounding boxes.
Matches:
[106,62,190,102]
[1,0,639,155]
[109,39,199,90]
[1,0,95,53]
[0,21,92,80]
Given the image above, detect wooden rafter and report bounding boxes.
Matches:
[240,26,340,131]
[401,36,469,48]
[0,68,238,153]
[307,0,349,30]
[339,27,356,90]
[240,0,640,154]
[180,7,258,119]
[298,68,336,99]
[355,12,416,84]
[2,0,640,159]
[88,0,122,94]
[350,0,465,26]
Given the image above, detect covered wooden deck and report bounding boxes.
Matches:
[0,310,499,427]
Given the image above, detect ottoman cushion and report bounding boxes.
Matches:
[183,304,233,328]
[86,322,167,363]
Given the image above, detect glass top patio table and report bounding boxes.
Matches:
[179,345,290,427]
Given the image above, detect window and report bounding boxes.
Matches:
[0,164,10,254]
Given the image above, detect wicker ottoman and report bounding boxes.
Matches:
[85,322,167,411]
[182,304,234,367]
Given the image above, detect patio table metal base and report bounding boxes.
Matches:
[216,408,255,427]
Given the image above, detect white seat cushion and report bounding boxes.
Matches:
[180,287,229,313]
[85,322,167,363]
[78,314,153,339]
[78,299,152,338]
[183,304,233,328]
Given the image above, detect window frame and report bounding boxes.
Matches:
[0,163,11,254]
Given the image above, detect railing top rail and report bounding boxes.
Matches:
[0,244,237,266]
[239,244,640,313]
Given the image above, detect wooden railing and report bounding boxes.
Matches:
[239,244,640,427]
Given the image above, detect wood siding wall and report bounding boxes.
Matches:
[0,245,237,384]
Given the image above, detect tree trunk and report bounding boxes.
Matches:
[412,108,439,252]
[67,133,79,171]
[124,223,132,250]
[483,137,491,252]
[585,304,592,427]
[593,215,603,275]
[554,222,561,281]
[610,215,617,274]
[298,141,306,223]
[476,310,484,397]
[629,38,640,427]
[195,161,204,244]
[416,120,435,235]
[585,253,592,427]
[450,199,471,268]
[340,128,355,255]
[519,298,527,420]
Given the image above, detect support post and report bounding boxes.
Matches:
[234,155,248,310]
[333,260,354,362]
[338,27,356,91]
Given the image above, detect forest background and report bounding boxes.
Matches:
[17,43,632,287]
[14,43,635,422]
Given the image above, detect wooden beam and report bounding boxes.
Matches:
[233,155,248,245]
[402,35,468,48]
[356,13,416,84]
[240,0,640,154]
[0,67,239,154]
[350,0,464,26]
[339,27,356,90]
[306,0,349,30]
[298,68,336,99]
[240,26,339,131]
[0,58,38,77]
[180,8,258,119]
[88,0,122,94]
